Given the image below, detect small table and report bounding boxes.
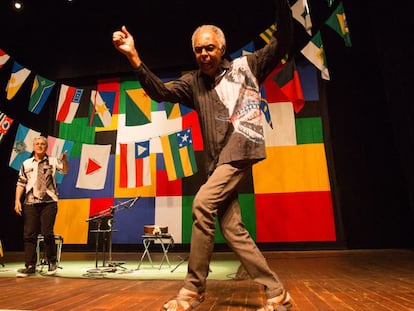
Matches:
[137,234,174,270]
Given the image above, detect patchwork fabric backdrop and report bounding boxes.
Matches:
[0,5,351,245]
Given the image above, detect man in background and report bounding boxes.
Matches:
[14,136,68,277]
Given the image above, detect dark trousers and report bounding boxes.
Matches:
[184,163,283,299]
[23,202,57,266]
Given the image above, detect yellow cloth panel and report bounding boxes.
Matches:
[54,198,90,244]
[253,143,331,193]
[114,153,157,198]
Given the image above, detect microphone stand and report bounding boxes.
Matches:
[85,195,141,274]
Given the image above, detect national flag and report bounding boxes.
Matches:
[160,128,198,181]
[6,61,31,100]
[56,84,83,123]
[163,102,182,120]
[47,136,74,184]
[263,58,305,113]
[291,0,312,35]
[260,87,273,129]
[271,59,305,113]
[229,41,255,60]
[119,140,151,188]
[0,111,14,144]
[325,2,352,47]
[9,124,41,171]
[0,49,10,69]
[89,90,116,127]
[125,88,152,126]
[301,31,330,80]
[76,143,111,190]
[28,74,55,114]
[260,24,276,43]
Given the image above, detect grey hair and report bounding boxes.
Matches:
[191,25,226,51]
[33,135,48,146]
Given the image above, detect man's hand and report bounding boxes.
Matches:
[112,26,142,68]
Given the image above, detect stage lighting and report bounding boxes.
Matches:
[12,1,24,11]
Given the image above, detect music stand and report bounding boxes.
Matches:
[86,195,141,274]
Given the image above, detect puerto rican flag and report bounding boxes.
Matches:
[119,140,151,188]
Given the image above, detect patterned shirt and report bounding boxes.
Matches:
[17,155,64,204]
[134,34,288,174]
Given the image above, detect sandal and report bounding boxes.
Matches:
[161,288,205,311]
[257,290,292,311]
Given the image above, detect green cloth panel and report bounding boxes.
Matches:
[295,117,323,144]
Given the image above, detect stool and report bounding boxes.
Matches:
[36,234,64,269]
[137,234,174,270]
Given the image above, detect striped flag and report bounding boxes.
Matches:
[0,49,10,69]
[29,74,55,114]
[6,61,31,100]
[56,84,84,123]
[260,24,277,43]
[0,111,14,144]
[119,140,151,188]
[160,128,197,181]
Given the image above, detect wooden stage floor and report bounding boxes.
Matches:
[0,249,413,310]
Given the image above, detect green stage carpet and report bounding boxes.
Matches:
[0,258,240,280]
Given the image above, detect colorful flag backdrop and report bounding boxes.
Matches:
[0,20,340,247]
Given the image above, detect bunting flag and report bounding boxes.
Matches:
[0,49,10,69]
[301,31,330,80]
[0,111,14,144]
[291,0,312,36]
[263,58,305,113]
[9,124,41,171]
[76,143,111,190]
[229,41,255,60]
[28,74,55,114]
[47,136,74,184]
[260,87,273,129]
[119,140,151,188]
[325,2,352,47]
[160,128,197,181]
[89,90,116,127]
[164,102,183,119]
[56,84,84,123]
[271,58,305,113]
[125,88,152,126]
[6,61,31,100]
[260,24,276,43]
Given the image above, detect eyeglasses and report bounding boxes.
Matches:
[194,44,218,54]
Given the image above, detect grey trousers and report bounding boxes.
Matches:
[184,162,284,299]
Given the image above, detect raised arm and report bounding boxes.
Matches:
[112,25,142,69]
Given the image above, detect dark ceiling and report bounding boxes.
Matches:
[0,0,285,80]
